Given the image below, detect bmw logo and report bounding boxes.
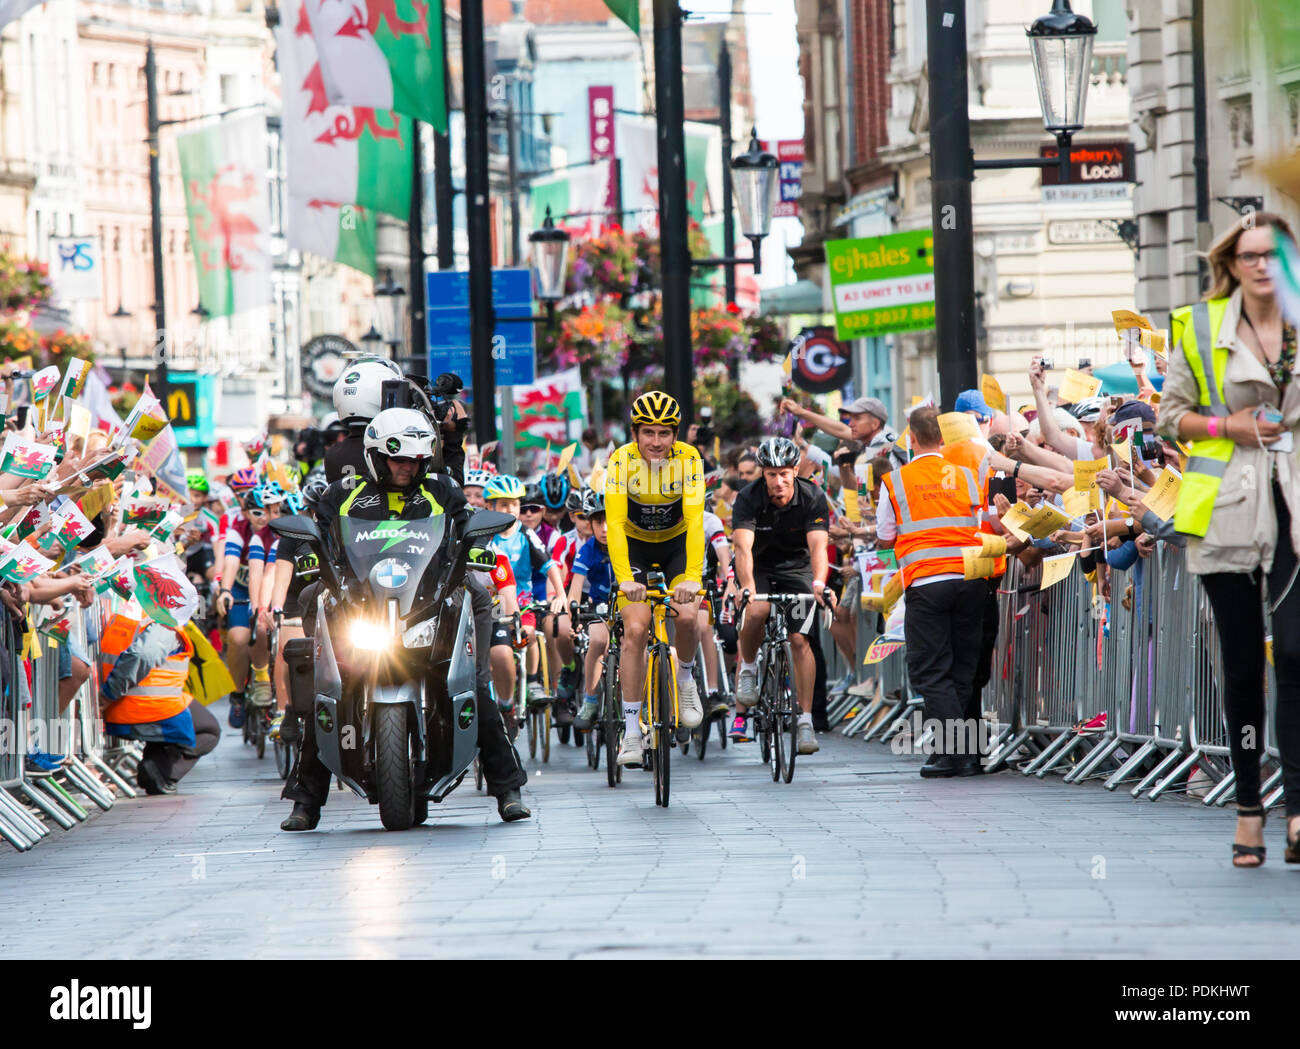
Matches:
[373,558,411,589]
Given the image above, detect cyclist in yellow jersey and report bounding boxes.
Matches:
[606,391,706,765]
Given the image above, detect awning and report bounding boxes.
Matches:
[760,279,828,316]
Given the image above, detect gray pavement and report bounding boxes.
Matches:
[2,701,1298,958]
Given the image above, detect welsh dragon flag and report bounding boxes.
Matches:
[134,554,200,630]
[600,0,638,33]
[305,0,447,133]
[278,0,412,248]
[512,367,587,451]
[177,114,272,318]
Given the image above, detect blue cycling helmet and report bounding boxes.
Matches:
[283,491,305,514]
[540,472,570,510]
[483,474,526,501]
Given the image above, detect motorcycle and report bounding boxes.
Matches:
[269,506,512,831]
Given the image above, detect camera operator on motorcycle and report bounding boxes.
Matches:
[279,407,529,831]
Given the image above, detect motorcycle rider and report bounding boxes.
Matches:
[280,407,529,830]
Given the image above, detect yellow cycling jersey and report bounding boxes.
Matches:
[605,440,705,583]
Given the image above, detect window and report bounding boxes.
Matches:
[1090,0,1126,43]
[822,34,840,180]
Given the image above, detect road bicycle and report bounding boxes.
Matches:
[241,615,277,761]
[638,573,680,807]
[569,602,611,772]
[685,581,732,761]
[741,591,817,784]
[599,603,624,787]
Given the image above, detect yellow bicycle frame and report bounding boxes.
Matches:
[640,589,680,744]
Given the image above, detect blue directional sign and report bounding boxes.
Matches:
[426,268,537,388]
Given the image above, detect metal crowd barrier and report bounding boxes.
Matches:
[827,544,1283,811]
[2,596,140,852]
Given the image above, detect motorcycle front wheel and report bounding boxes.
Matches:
[374,705,415,831]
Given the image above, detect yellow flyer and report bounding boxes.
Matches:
[1073,457,1108,492]
[1112,439,1132,464]
[1039,551,1077,590]
[1060,486,1095,519]
[844,488,862,524]
[555,441,578,474]
[1141,467,1182,522]
[938,411,981,446]
[1058,368,1103,403]
[980,373,1006,414]
[1019,501,1072,540]
[998,501,1034,543]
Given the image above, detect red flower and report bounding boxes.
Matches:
[725,302,741,314]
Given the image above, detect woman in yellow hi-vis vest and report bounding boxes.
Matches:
[1158,212,1300,868]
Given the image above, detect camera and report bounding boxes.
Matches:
[1077,358,1092,370]
[1036,356,1055,371]
[696,406,713,444]
[427,372,464,423]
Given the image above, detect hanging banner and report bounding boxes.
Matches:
[763,140,804,218]
[48,236,103,303]
[588,85,618,214]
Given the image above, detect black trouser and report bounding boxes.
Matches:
[284,580,526,809]
[903,578,985,754]
[1200,484,1300,817]
[810,628,828,730]
[146,700,220,783]
[964,578,1001,729]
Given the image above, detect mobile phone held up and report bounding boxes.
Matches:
[1257,405,1294,454]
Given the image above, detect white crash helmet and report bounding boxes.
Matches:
[464,468,493,490]
[363,407,439,487]
[333,358,403,423]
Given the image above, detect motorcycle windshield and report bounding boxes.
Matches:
[340,515,447,617]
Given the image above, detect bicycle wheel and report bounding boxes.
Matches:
[717,713,728,750]
[474,755,484,791]
[779,643,798,784]
[255,712,267,760]
[757,673,772,767]
[655,646,672,808]
[542,703,551,763]
[586,718,599,769]
[528,707,538,759]
[274,736,292,779]
[604,655,621,788]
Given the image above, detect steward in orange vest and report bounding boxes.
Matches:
[100,613,197,748]
[877,406,987,778]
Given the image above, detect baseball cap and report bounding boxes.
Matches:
[1111,400,1156,428]
[841,396,889,422]
[954,389,993,422]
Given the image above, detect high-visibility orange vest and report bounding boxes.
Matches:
[882,454,981,589]
[942,438,1005,577]
[99,613,194,725]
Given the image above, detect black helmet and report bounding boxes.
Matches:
[540,472,570,509]
[565,487,586,513]
[522,481,544,508]
[756,436,800,468]
[301,469,330,511]
[579,488,605,517]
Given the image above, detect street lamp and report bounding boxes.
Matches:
[360,322,385,355]
[928,0,1097,409]
[374,268,406,352]
[109,303,132,367]
[1027,0,1097,141]
[529,206,571,304]
[730,129,779,264]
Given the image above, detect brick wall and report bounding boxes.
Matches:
[849,0,890,181]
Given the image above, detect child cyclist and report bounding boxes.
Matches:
[483,475,567,708]
[568,490,615,729]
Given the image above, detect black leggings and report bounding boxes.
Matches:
[1200,485,1300,817]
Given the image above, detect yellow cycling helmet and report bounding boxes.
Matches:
[630,391,681,428]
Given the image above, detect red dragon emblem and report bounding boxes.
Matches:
[315,106,404,147]
[333,0,430,48]
[139,567,187,611]
[187,167,263,274]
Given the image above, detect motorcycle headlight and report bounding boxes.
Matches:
[401,616,438,649]
[350,619,392,652]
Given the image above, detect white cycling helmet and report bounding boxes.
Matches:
[363,407,439,487]
[464,468,492,490]
[333,358,402,423]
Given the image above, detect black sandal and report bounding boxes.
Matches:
[1232,806,1267,868]
[1286,818,1300,865]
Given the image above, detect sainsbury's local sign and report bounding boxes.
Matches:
[824,230,936,341]
[1040,141,1135,204]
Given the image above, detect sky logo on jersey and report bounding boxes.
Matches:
[372,557,410,589]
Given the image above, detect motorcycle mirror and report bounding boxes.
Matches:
[268,514,322,545]
[462,509,515,545]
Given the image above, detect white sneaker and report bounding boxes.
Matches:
[676,672,703,728]
[617,734,645,766]
[735,664,760,707]
[797,722,820,755]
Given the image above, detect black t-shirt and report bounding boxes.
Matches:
[276,534,321,618]
[731,477,829,572]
